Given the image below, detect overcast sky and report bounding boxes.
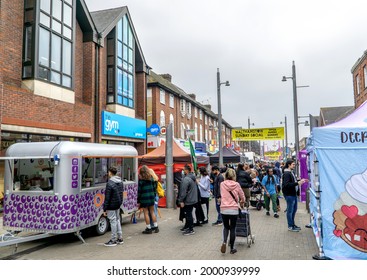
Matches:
[86,0,365,146]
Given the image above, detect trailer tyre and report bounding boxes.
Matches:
[95,215,109,235]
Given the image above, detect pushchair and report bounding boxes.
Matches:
[249,183,265,211]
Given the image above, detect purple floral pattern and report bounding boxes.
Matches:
[3,182,138,233]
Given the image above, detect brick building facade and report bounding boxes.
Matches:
[147,71,232,153]
[351,50,367,108]
[0,0,149,155]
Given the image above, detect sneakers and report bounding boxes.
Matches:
[104,239,117,247]
[274,213,279,218]
[151,227,159,233]
[183,229,195,236]
[293,225,301,230]
[202,220,209,224]
[116,238,124,245]
[212,221,223,226]
[266,211,270,216]
[180,227,189,232]
[288,226,300,232]
[230,248,237,254]
[193,222,202,227]
[220,243,226,253]
[142,228,153,234]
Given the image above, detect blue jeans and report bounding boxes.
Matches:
[215,198,222,223]
[285,195,298,228]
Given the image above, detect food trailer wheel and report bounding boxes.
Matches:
[95,215,109,235]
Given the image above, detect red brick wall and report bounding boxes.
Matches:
[0,1,94,139]
[352,58,367,108]
[0,0,23,88]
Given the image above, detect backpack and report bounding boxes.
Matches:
[157,181,165,198]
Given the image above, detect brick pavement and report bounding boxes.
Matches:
[1,197,319,260]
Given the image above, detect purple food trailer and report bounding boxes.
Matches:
[0,141,138,246]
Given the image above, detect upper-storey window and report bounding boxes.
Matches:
[23,0,74,88]
[107,15,135,108]
[364,66,367,89]
[169,94,174,108]
[187,102,192,118]
[180,99,186,116]
[160,89,165,104]
[356,74,361,95]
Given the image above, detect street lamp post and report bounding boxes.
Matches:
[248,117,255,152]
[282,61,300,175]
[280,115,288,159]
[217,68,230,167]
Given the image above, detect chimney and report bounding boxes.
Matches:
[159,74,172,82]
[204,104,211,111]
[188,94,196,100]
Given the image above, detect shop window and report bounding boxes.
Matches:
[13,158,55,192]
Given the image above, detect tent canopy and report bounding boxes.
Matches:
[311,100,365,148]
[138,140,209,166]
[308,101,367,260]
[209,146,242,164]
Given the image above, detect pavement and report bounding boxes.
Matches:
[0,197,319,260]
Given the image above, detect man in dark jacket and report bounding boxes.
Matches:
[236,163,253,208]
[103,166,124,246]
[282,160,307,232]
[178,164,198,235]
[211,165,224,226]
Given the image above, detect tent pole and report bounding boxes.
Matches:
[312,157,330,260]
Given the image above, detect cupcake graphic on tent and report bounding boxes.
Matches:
[333,169,367,252]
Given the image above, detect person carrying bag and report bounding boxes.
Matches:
[218,168,245,254]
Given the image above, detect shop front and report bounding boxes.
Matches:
[101,110,147,159]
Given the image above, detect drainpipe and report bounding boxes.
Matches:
[94,33,102,143]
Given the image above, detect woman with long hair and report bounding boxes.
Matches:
[138,165,159,234]
[219,168,245,254]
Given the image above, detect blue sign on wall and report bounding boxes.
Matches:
[102,111,146,139]
[148,124,160,136]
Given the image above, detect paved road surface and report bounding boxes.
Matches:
[0,197,319,260]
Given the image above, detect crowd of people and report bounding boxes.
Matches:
[102,159,307,253]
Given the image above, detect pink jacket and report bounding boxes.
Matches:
[220,180,245,211]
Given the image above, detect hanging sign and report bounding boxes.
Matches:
[232,127,284,141]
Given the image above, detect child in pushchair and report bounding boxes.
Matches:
[249,182,265,210]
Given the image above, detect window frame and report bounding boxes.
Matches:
[23,0,75,89]
[169,94,174,108]
[107,15,135,109]
[160,89,166,104]
[356,74,361,95]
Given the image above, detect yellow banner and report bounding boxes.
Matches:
[266,155,281,160]
[264,151,282,156]
[232,127,284,141]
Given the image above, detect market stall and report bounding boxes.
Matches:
[209,146,243,165]
[138,139,209,175]
[307,101,367,259]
